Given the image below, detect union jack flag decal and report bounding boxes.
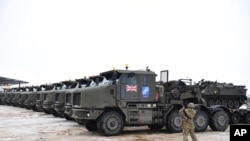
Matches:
[126,85,137,92]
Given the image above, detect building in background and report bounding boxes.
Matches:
[0,76,28,92]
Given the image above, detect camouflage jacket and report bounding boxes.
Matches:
[179,107,196,129]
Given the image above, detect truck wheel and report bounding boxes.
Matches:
[75,119,84,125]
[194,110,208,132]
[166,110,182,133]
[231,112,241,124]
[148,124,164,130]
[44,109,50,114]
[209,110,229,131]
[51,110,58,117]
[97,111,124,136]
[32,106,37,111]
[64,113,73,120]
[85,121,97,131]
[243,113,250,124]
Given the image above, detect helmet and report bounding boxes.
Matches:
[187,102,195,109]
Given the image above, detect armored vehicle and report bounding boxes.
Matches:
[199,80,247,108]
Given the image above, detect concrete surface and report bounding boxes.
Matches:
[0,105,230,141]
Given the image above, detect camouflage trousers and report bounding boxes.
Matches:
[183,127,197,141]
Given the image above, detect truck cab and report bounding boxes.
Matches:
[71,68,164,135]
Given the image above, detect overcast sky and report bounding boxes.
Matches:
[0,0,249,94]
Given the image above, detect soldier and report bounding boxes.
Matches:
[179,102,197,141]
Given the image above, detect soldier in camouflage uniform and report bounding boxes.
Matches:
[179,102,197,141]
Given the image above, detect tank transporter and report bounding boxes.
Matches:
[35,84,54,112]
[53,80,74,117]
[42,83,62,115]
[24,86,42,111]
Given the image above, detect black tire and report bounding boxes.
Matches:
[148,124,164,130]
[36,107,44,112]
[44,109,50,114]
[97,111,124,136]
[64,113,73,120]
[75,119,84,125]
[166,110,182,133]
[51,110,58,117]
[243,113,250,124]
[209,110,229,131]
[194,110,208,132]
[231,112,241,124]
[32,106,37,112]
[56,112,65,118]
[85,121,98,132]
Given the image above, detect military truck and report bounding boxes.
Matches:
[64,78,92,121]
[42,83,61,115]
[0,91,3,104]
[53,80,73,117]
[12,87,23,106]
[70,68,232,136]
[18,87,32,108]
[25,86,42,110]
[5,88,16,106]
[35,84,53,112]
[1,88,12,105]
[64,81,79,120]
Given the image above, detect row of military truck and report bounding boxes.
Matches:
[0,67,249,136]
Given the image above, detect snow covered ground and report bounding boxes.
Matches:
[0,105,230,141]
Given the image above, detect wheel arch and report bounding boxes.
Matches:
[98,107,126,122]
[194,104,210,116]
[209,105,231,118]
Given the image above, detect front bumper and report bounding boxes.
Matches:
[71,108,103,120]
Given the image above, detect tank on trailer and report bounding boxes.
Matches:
[199,80,247,108]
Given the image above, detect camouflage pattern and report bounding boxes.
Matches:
[179,102,197,141]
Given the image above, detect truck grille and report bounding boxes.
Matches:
[66,93,71,104]
[73,92,80,106]
[55,93,60,102]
